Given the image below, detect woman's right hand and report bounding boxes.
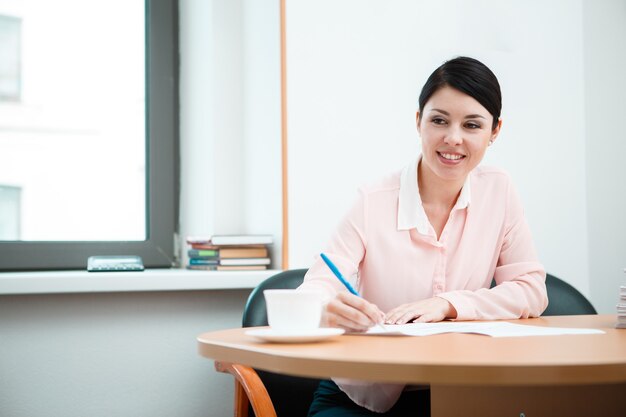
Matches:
[321,292,385,332]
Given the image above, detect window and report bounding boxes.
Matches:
[0,0,179,271]
[0,14,21,101]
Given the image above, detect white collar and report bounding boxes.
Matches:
[397,155,471,233]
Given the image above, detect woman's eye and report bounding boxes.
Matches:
[432,117,446,125]
[465,122,481,129]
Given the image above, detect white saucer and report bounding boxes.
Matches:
[245,327,345,343]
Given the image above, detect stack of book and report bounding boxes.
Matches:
[617,285,626,329]
[186,234,273,271]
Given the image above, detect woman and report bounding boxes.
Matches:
[299,56,548,416]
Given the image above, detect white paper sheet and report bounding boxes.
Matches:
[358,321,605,337]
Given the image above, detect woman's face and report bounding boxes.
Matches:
[417,86,501,185]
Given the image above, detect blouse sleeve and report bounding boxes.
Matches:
[438,180,548,320]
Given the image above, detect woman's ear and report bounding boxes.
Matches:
[415,111,421,136]
[490,118,503,144]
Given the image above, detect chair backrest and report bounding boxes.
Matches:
[242,268,309,327]
[489,273,597,316]
[242,269,321,417]
[542,273,597,316]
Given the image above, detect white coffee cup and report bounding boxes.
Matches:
[264,289,324,331]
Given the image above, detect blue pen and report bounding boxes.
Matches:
[320,252,386,331]
[320,253,359,295]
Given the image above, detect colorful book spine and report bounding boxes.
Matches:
[189,258,219,266]
[188,249,218,258]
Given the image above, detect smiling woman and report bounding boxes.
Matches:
[298,57,548,416]
[0,0,178,270]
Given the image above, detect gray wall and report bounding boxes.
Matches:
[0,290,250,417]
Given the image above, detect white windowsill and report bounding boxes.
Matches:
[0,268,280,295]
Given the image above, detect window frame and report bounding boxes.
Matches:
[0,0,179,271]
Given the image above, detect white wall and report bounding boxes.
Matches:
[285,0,624,313]
[241,0,283,261]
[179,0,216,249]
[583,0,626,313]
[179,0,282,268]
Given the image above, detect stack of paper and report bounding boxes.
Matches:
[617,285,626,329]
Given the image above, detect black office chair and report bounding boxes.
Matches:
[216,269,321,417]
[241,269,310,327]
[489,273,597,316]
[542,273,597,316]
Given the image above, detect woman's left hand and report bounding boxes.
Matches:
[384,297,457,324]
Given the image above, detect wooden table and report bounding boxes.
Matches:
[198,315,626,416]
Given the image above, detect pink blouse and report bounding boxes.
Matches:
[299,156,548,412]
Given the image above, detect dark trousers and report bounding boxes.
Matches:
[308,380,430,417]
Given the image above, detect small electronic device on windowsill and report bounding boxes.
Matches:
[87,256,145,272]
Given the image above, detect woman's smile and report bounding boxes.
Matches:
[437,151,466,164]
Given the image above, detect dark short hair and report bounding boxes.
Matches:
[418,56,502,130]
